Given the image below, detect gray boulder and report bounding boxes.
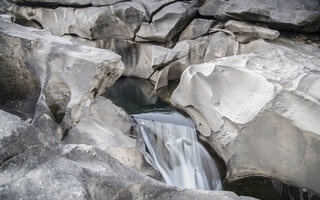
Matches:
[154,31,238,89]
[134,0,177,21]
[135,1,198,43]
[106,146,163,181]
[9,2,146,40]
[0,16,124,130]
[8,0,126,7]
[199,0,320,33]
[0,110,56,166]
[225,20,280,43]
[0,142,252,200]
[170,41,320,194]
[179,18,216,41]
[97,39,181,80]
[0,109,254,200]
[63,96,135,150]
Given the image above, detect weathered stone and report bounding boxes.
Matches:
[97,39,180,79]
[9,2,146,40]
[203,31,238,61]
[0,129,253,200]
[0,17,124,129]
[62,35,96,47]
[179,18,215,41]
[92,2,146,39]
[134,0,177,20]
[63,96,135,150]
[154,31,238,90]
[106,146,163,180]
[135,1,198,43]
[170,41,320,194]
[0,110,55,166]
[8,0,126,7]
[225,20,280,43]
[199,0,320,33]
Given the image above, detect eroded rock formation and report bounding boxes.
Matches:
[1,0,320,199]
[171,40,320,194]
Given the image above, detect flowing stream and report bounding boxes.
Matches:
[134,112,222,190]
[103,77,320,199]
[104,77,222,190]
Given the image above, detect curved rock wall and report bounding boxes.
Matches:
[171,41,320,194]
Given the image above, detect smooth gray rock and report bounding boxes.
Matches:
[0,113,253,200]
[9,2,146,40]
[92,2,146,39]
[0,17,124,130]
[134,0,177,21]
[8,0,126,7]
[0,143,252,200]
[135,1,198,43]
[170,41,320,194]
[225,20,280,43]
[199,0,320,33]
[179,18,215,41]
[154,31,238,89]
[62,35,96,47]
[97,39,181,80]
[0,110,55,166]
[98,30,239,90]
[63,96,135,150]
[106,146,163,181]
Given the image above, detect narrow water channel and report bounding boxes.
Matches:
[103,77,222,190]
[103,77,320,200]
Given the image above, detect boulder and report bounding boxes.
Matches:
[8,0,126,7]
[199,0,320,33]
[106,146,163,180]
[0,141,253,200]
[179,18,216,41]
[62,96,135,150]
[0,109,254,200]
[225,20,280,43]
[135,1,198,43]
[92,2,146,39]
[0,110,56,166]
[97,39,181,80]
[154,31,238,89]
[62,35,96,47]
[134,0,177,21]
[8,2,146,40]
[170,41,320,194]
[0,16,124,131]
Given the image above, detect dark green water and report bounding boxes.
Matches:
[103,77,171,114]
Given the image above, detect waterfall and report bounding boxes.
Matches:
[135,116,222,190]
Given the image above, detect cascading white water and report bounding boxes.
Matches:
[135,116,222,190]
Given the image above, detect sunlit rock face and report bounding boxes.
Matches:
[171,41,320,194]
